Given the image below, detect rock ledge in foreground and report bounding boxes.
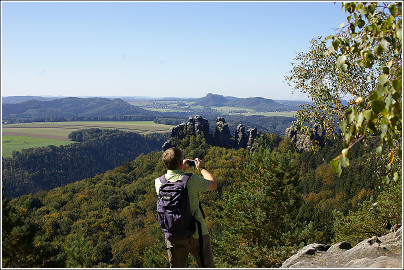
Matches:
[281,227,402,268]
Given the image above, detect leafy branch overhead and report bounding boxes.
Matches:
[329,2,402,183]
[286,2,402,182]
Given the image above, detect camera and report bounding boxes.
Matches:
[188,159,195,166]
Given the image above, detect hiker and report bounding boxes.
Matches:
[155,147,217,268]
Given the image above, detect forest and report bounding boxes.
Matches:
[2,131,401,268]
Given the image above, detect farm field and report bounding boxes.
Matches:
[212,106,296,117]
[129,100,203,113]
[2,135,73,158]
[130,100,297,116]
[2,121,174,158]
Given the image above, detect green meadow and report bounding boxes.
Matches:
[2,121,173,158]
[2,135,73,158]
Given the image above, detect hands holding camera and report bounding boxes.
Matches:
[182,158,206,172]
[181,157,217,191]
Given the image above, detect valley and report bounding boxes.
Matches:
[127,93,302,116]
[1,94,300,158]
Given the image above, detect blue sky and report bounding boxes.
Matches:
[1,1,348,100]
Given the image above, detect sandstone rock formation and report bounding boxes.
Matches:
[246,127,258,151]
[281,227,402,268]
[161,116,258,151]
[234,124,258,150]
[214,117,233,148]
[285,123,326,152]
[235,124,247,149]
[194,115,209,136]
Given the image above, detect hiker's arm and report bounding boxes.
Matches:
[195,158,217,191]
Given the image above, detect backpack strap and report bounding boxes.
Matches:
[195,220,206,267]
[159,173,192,184]
[199,203,206,219]
[180,173,192,184]
[180,173,205,219]
[159,174,167,184]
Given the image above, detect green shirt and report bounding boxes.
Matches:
[155,169,210,237]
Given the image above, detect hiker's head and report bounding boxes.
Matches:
[162,147,183,170]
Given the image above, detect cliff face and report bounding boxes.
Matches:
[215,117,233,148]
[162,115,257,151]
[281,227,402,268]
[284,123,326,152]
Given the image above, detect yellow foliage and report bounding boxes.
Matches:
[76,194,86,202]
[100,223,109,231]
[315,162,337,187]
[357,188,370,200]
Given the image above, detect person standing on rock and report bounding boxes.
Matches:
[155,147,217,268]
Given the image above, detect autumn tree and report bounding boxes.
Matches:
[285,2,402,182]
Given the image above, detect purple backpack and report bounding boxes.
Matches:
[157,173,196,241]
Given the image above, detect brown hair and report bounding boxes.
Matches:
[162,147,183,170]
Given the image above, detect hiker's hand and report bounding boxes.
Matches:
[181,159,191,171]
[195,158,206,171]
[196,158,217,190]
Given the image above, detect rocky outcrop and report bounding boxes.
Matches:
[246,127,258,151]
[281,227,402,268]
[234,125,258,150]
[162,116,258,151]
[161,140,173,152]
[285,123,326,152]
[162,116,211,151]
[235,124,247,149]
[194,115,210,136]
[162,122,188,151]
[214,117,232,148]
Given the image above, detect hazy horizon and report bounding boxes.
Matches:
[2,93,313,101]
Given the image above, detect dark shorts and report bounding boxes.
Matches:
[165,234,215,268]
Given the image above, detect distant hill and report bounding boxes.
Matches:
[191,93,295,111]
[226,97,291,112]
[2,96,61,104]
[2,97,154,120]
[191,93,229,107]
